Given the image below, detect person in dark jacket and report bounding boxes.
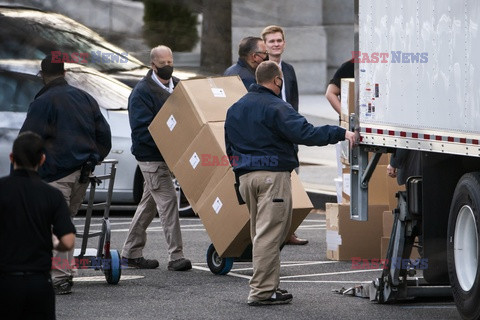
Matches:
[121,45,192,272]
[224,36,269,89]
[225,61,355,306]
[387,149,422,185]
[261,25,299,112]
[19,54,111,294]
[0,132,76,319]
[261,25,308,246]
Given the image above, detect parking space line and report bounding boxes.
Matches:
[399,305,456,309]
[281,280,373,284]
[231,261,337,272]
[280,268,382,279]
[192,266,252,280]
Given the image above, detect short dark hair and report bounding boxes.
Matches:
[255,61,282,85]
[41,54,65,76]
[238,36,263,58]
[12,132,45,168]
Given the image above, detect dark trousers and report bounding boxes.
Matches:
[0,272,55,320]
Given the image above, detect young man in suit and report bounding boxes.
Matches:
[261,25,307,245]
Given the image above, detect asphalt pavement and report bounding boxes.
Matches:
[59,213,460,320]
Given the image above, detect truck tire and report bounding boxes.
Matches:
[447,172,480,320]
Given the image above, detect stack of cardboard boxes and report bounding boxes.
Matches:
[148,76,314,258]
[325,78,405,261]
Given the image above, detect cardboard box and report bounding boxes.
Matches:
[387,178,405,210]
[342,164,390,205]
[196,169,250,258]
[289,171,315,238]
[340,78,355,122]
[148,76,247,169]
[382,210,394,237]
[381,236,420,260]
[172,122,230,211]
[326,203,388,260]
[369,152,389,166]
[197,170,313,258]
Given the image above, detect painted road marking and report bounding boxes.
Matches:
[74,275,144,282]
[280,268,382,279]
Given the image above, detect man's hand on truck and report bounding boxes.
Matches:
[345,130,356,148]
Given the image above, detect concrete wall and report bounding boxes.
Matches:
[323,0,354,86]
[232,0,354,94]
[232,0,326,94]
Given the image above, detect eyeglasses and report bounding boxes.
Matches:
[254,51,269,56]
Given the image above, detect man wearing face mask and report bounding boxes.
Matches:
[225,61,356,306]
[121,45,192,272]
[224,36,268,89]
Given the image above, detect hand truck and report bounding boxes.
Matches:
[74,159,122,284]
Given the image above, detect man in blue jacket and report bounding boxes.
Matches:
[20,54,111,294]
[121,45,192,272]
[225,61,355,306]
[224,36,269,89]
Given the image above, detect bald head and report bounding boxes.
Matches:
[150,45,173,64]
[255,61,283,85]
[255,61,284,96]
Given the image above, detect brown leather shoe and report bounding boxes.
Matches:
[286,233,309,245]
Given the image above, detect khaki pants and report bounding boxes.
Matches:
[122,161,184,262]
[239,171,292,302]
[49,170,89,284]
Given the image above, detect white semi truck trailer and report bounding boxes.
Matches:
[351,1,480,319]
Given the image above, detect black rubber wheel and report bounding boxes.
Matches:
[447,172,480,320]
[206,243,233,275]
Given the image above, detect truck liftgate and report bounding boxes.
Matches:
[351,1,480,319]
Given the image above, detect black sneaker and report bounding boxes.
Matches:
[53,280,72,295]
[276,288,288,294]
[123,257,159,269]
[167,258,192,271]
[248,292,293,306]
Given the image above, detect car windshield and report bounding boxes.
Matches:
[0,9,146,73]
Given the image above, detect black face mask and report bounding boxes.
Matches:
[155,64,174,80]
[275,77,283,93]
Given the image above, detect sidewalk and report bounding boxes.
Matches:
[297,94,341,202]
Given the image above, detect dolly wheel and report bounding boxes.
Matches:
[206,243,233,275]
[105,249,122,284]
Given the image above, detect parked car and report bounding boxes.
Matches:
[0,59,194,216]
[0,5,199,87]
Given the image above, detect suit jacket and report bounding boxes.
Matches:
[281,61,299,112]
